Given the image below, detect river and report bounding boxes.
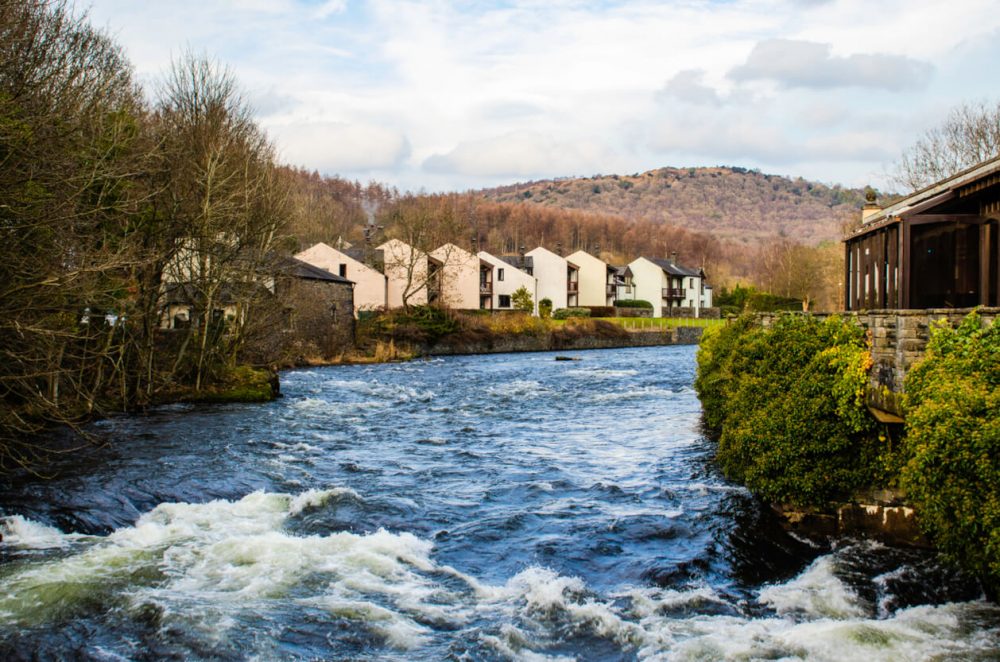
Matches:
[0,345,998,660]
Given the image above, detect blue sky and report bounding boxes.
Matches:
[86,0,1000,193]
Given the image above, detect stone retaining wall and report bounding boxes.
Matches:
[418,327,704,356]
[756,308,999,417]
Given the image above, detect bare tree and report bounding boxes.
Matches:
[0,0,150,467]
[892,100,1000,191]
[381,195,464,308]
[152,53,289,390]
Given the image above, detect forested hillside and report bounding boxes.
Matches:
[480,167,870,246]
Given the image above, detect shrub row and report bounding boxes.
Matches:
[614,299,654,309]
[695,313,881,505]
[696,310,1000,588]
[899,312,1000,583]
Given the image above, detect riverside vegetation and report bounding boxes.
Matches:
[695,310,1000,590]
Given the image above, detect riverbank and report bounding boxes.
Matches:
[347,308,710,363]
[695,310,1000,594]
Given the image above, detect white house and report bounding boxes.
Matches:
[627,256,711,317]
[378,238,430,308]
[430,243,483,310]
[525,246,579,310]
[295,242,387,315]
[611,265,635,303]
[566,250,616,307]
[480,251,538,313]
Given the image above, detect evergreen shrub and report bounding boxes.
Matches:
[552,307,591,320]
[615,300,653,309]
[695,313,881,505]
[900,312,1000,583]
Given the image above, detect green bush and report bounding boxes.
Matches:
[614,299,653,309]
[695,313,881,505]
[900,312,1000,583]
[539,298,553,319]
[366,305,459,344]
[511,286,534,312]
[552,307,591,320]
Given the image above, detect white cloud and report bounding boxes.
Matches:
[423,132,617,179]
[82,0,1000,192]
[730,39,933,91]
[269,122,411,172]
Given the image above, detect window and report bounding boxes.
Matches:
[498,294,511,308]
[498,268,505,281]
[339,264,347,278]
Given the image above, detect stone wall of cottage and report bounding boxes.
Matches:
[280,279,355,357]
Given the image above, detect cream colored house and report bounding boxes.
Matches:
[430,243,483,309]
[525,246,579,310]
[480,251,538,313]
[295,242,386,315]
[378,238,431,308]
[628,256,710,317]
[567,250,616,307]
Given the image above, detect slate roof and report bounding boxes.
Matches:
[280,257,354,284]
[497,255,534,271]
[645,257,703,278]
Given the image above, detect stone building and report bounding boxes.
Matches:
[277,258,355,357]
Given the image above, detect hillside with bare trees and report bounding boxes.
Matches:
[479,166,870,246]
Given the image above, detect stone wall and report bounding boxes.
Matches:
[755,307,999,417]
[279,278,355,357]
[664,306,721,319]
[418,327,703,357]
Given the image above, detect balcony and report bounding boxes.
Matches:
[662,287,684,299]
[567,281,579,293]
[480,284,493,295]
[606,284,616,296]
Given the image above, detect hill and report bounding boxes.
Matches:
[479,166,869,246]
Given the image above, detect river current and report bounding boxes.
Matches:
[1,345,998,660]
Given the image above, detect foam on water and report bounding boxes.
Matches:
[0,515,89,549]
[0,490,463,651]
[3,492,1000,660]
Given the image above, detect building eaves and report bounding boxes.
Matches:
[863,154,1000,228]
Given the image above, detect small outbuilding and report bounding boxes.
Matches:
[845,156,1000,310]
[277,257,355,356]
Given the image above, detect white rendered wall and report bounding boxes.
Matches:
[431,243,480,309]
[566,250,609,307]
[479,251,537,314]
[627,257,668,317]
[378,239,427,308]
[526,247,568,310]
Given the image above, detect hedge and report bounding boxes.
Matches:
[552,307,591,320]
[615,299,653,309]
[900,312,1000,583]
[695,313,881,505]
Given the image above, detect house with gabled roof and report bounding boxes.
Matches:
[479,251,538,313]
[295,242,386,315]
[526,246,579,310]
[567,250,617,307]
[628,255,712,317]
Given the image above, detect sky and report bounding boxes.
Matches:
[85,0,1000,193]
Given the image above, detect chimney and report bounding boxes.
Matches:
[670,251,677,264]
[861,187,880,223]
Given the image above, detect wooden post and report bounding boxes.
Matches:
[901,220,911,308]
